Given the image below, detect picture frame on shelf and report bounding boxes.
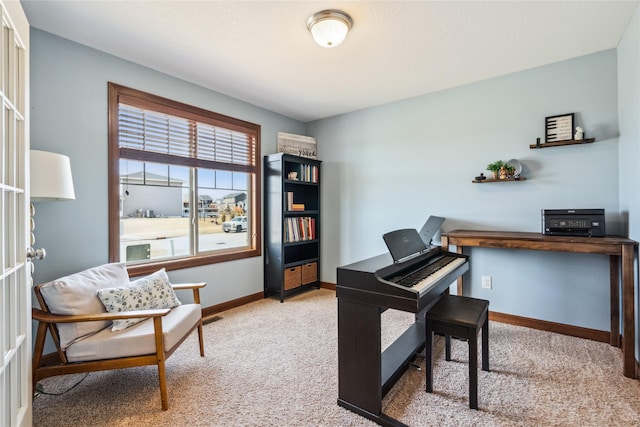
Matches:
[545,113,574,142]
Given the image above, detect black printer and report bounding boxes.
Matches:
[541,209,605,237]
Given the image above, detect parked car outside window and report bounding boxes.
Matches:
[222,216,248,233]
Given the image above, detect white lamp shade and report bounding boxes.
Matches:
[30,150,76,202]
[307,10,352,48]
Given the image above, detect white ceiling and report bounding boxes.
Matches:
[21,0,639,123]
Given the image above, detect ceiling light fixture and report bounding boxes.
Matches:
[307,9,353,48]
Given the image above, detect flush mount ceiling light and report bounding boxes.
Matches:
[307,9,353,48]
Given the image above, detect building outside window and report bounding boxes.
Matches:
[108,83,261,275]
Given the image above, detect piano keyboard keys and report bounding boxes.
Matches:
[411,257,466,293]
[393,255,460,286]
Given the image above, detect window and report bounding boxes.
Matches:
[108,83,261,276]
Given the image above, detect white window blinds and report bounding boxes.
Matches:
[118,103,257,172]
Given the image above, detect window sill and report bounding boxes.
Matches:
[126,247,261,277]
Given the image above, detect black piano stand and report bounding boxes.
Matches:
[337,298,425,427]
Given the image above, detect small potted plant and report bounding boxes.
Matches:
[504,163,516,178]
[487,160,516,179]
[486,160,504,179]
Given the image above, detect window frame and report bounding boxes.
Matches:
[108,82,261,276]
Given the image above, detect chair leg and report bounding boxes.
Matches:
[469,333,478,410]
[482,317,489,372]
[197,321,205,357]
[153,317,169,410]
[158,359,168,411]
[426,321,434,393]
[32,321,49,387]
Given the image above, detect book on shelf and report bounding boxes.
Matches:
[291,203,305,211]
[284,217,316,243]
[296,163,319,183]
[286,192,293,211]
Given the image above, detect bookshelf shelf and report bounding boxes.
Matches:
[264,153,322,302]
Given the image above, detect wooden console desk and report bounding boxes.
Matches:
[441,230,638,379]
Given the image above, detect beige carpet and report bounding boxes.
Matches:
[33,288,640,426]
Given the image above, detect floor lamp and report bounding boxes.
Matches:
[29,150,76,265]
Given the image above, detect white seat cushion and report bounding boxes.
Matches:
[38,263,130,349]
[65,304,201,363]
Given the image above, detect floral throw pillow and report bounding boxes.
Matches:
[97,268,181,331]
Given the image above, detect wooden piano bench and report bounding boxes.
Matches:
[425,294,490,409]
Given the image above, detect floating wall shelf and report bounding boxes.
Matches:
[472,177,526,184]
[530,138,595,149]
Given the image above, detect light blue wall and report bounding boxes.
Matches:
[617,5,640,358]
[307,50,621,332]
[29,28,305,306]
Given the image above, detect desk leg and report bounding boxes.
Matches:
[441,236,449,252]
[609,256,620,347]
[621,245,636,378]
[455,246,464,296]
[441,236,465,295]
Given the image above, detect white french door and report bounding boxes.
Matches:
[0,1,30,426]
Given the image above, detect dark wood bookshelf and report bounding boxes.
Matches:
[264,153,321,302]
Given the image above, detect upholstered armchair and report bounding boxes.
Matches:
[32,263,205,410]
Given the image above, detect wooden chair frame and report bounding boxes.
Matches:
[32,282,206,410]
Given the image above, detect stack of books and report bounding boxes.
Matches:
[284,217,316,243]
[286,192,305,211]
